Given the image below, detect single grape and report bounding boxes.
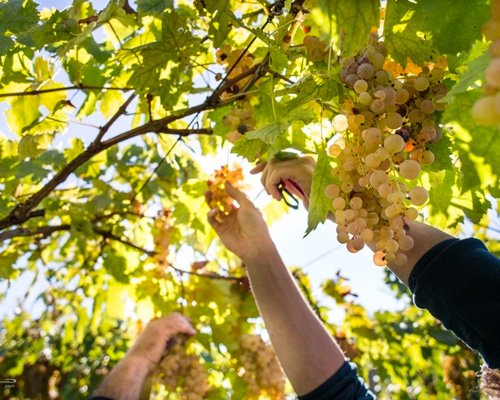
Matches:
[384,134,405,153]
[399,160,421,179]
[333,114,349,131]
[414,76,430,91]
[420,150,435,165]
[398,235,415,251]
[354,79,369,93]
[370,99,385,114]
[409,186,428,205]
[365,127,382,145]
[373,251,387,266]
[333,197,346,210]
[358,91,372,106]
[357,63,375,79]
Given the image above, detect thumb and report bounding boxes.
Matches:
[225,182,253,207]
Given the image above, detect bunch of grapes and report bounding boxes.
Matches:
[443,354,478,400]
[326,34,447,267]
[222,99,255,144]
[156,337,210,400]
[216,45,256,98]
[237,334,285,399]
[207,165,244,221]
[302,35,330,62]
[472,0,500,124]
[152,209,174,267]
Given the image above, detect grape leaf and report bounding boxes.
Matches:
[330,0,380,58]
[6,96,41,135]
[231,137,268,162]
[306,147,336,235]
[385,0,489,65]
[245,120,289,144]
[384,0,432,65]
[136,0,174,16]
[0,0,38,35]
[443,91,500,177]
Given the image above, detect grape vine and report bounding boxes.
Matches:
[155,336,211,400]
[237,334,285,399]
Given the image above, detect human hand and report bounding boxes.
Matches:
[125,313,196,374]
[251,156,316,208]
[206,182,274,261]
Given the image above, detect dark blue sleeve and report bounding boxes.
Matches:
[298,361,376,400]
[408,237,500,368]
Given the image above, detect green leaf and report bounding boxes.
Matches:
[306,147,335,235]
[443,91,500,177]
[426,130,452,172]
[385,0,489,65]
[100,90,124,119]
[0,250,18,278]
[0,0,39,35]
[446,41,489,98]
[207,1,232,48]
[231,137,268,162]
[136,0,173,16]
[331,0,380,58]
[284,72,340,113]
[6,95,41,134]
[384,0,432,65]
[103,248,129,283]
[18,133,53,159]
[245,120,288,144]
[428,170,456,217]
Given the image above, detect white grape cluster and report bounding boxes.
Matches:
[156,338,210,400]
[472,0,500,124]
[152,209,174,267]
[238,334,285,399]
[326,34,447,267]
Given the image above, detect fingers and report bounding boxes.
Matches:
[160,313,196,336]
[207,207,218,223]
[225,182,254,208]
[254,156,316,201]
[250,161,267,174]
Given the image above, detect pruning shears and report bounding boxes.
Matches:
[271,150,305,210]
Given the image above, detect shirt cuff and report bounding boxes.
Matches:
[298,361,375,400]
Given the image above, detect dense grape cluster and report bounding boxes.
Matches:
[222,99,255,144]
[238,334,285,399]
[326,34,447,267]
[472,0,500,124]
[207,166,244,220]
[302,35,329,62]
[216,45,256,98]
[215,45,257,143]
[152,209,174,266]
[156,337,210,400]
[443,354,478,399]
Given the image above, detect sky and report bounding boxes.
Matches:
[0,0,414,324]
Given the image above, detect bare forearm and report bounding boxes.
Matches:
[387,220,454,284]
[329,212,454,285]
[93,356,150,400]
[243,243,345,396]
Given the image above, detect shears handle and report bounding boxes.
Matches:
[277,179,300,210]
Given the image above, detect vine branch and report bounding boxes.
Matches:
[0,85,134,98]
[0,0,307,233]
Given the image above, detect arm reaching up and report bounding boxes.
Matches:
[207,183,372,397]
[255,156,500,369]
[91,314,196,400]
